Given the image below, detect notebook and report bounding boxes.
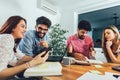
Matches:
[73,58,103,65]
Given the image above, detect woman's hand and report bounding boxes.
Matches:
[106,40,112,48]
[29,51,48,67]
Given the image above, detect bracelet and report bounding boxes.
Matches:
[26,62,30,68]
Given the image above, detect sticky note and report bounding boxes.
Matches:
[94,65,103,68]
[89,70,102,75]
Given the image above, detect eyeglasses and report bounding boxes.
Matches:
[37,27,48,32]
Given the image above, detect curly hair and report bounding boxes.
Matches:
[78,20,91,31]
[36,16,51,28]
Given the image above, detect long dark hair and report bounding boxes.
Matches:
[0,16,27,52]
[0,16,26,34]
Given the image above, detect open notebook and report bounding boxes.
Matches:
[74,59,103,65]
[24,62,62,77]
[69,57,103,65]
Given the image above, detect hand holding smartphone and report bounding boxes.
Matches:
[41,47,52,57]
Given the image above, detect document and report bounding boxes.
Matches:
[77,72,120,80]
[24,62,62,77]
[77,72,105,80]
[86,59,103,64]
[73,58,103,65]
[105,72,120,80]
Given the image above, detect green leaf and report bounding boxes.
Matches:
[49,24,68,56]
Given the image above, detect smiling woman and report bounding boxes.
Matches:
[0,16,49,80]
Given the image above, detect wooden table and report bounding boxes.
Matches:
[43,63,120,80]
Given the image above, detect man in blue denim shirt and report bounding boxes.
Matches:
[19,16,51,57]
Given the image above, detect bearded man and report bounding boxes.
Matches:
[67,20,95,61]
[19,16,51,57]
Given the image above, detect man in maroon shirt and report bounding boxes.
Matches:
[67,20,95,61]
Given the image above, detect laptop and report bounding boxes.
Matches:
[47,49,67,62]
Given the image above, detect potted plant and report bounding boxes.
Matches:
[48,24,68,62]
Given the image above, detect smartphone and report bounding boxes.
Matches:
[112,66,120,72]
[41,47,52,57]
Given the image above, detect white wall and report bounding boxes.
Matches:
[0,0,21,27]
[59,0,120,37]
[1,0,120,36]
[59,9,75,37]
[0,0,60,30]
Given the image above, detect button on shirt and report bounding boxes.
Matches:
[67,34,94,58]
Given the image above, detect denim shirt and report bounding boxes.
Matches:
[19,30,48,56]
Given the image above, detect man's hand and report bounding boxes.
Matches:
[89,48,96,59]
[74,53,86,61]
[40,41,48,48]
[67,44,73,53]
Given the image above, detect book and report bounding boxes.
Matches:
[24,62,62,77]
[86,59,103,64]
[74,60,91,66]
[71,57,103,65]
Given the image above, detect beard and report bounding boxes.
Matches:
[36,32,46,38]
[78,35,85,40]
